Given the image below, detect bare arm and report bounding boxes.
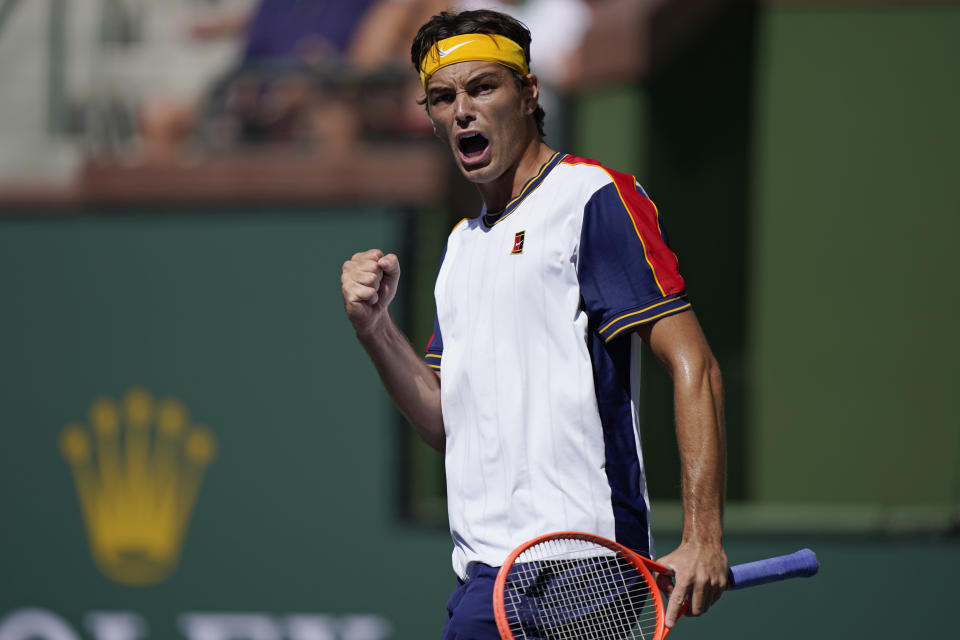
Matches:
[341,249,445,452]
[637,309,727,627]
[347,0,416,70]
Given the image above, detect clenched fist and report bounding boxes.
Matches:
[341,249,400,336]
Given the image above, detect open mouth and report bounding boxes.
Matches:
[458,132,489,161]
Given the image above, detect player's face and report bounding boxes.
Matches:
[425,61,539,185]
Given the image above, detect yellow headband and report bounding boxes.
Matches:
[419,33,528,89]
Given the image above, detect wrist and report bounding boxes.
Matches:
[681,534,724,550]
[354,312,394,345]
[681,513,724,546]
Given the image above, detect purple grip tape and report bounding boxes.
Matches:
[728,548,819,590]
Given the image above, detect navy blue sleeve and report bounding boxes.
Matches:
[578,177,690,342]
[424,315,443,371]
[424,243,447,370]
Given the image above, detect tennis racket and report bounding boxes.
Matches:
[493,531,818,640]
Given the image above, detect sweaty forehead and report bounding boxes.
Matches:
[426,61,512,91]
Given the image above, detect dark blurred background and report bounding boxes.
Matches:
[1,1,958,638]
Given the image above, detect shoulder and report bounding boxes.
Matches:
[561,155,649,197]
[441,216,481,256]
[556,155,649,200]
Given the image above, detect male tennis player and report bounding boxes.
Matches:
[341,9,727,639]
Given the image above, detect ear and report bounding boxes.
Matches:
[422,101,441,138]
[521,73,541,116]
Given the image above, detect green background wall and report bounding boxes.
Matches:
[748,5,960,506]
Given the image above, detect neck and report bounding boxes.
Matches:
[477,139,556,213]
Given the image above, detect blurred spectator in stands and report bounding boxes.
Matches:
[140,0,439,160]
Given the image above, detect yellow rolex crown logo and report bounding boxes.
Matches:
[59,387,217,586]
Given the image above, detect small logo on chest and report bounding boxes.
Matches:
[511,230,526,255]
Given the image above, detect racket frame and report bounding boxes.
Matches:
[493,530,671,640]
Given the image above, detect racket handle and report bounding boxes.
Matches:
[727,548,819,590]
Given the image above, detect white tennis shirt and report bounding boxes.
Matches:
[425,153,691,579]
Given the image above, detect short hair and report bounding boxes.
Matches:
[410,10,547,138]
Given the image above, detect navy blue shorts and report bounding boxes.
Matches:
[441,564,500,640]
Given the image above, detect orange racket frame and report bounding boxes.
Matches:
[493,531,675,640]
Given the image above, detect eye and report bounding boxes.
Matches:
[430,91,455,106]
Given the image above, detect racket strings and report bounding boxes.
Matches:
[504,538,658,639]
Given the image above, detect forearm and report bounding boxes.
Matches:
[673,356,726,544]
[641,310,728,622]
[357,316,445,452]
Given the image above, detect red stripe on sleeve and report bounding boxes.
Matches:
[607,169,684,296]
[563,155,685,296]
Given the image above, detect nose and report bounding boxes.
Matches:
[454,92,475,128]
